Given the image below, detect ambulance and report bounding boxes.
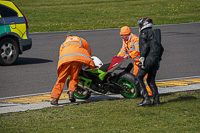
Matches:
[0,0,32,65]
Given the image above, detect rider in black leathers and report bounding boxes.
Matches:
[136,18,164,107]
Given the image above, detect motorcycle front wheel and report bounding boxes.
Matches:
[66,79,91,99]
[118,73,139,99]
[74,86,91,99]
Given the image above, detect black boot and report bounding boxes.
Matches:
[137,89,152,107]
[149,84,160,105]
[137,99,152,107]
[50,98,58,105]
[68,91,76,103]
[152,95,160,105]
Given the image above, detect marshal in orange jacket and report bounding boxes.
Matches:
[51,36,95,100]
[117,33,152,96]
[117,33,140,75]
[57,36,95,75]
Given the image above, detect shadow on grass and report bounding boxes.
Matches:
[56,95,123,106]
[160,93,173,97]
[167,96,197,103]
[158,92,198,105]
[54,92,198,106]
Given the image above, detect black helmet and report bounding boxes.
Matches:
[137,17,153,31]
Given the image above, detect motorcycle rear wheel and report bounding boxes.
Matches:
[118,73,139,99]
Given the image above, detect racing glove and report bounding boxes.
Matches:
[124,54,131,59]
[139,57,145,69]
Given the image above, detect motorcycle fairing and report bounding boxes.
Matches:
[67,75,92,88]
[78,76,93,88]
[87,69,107,80]
[107,56,127,72]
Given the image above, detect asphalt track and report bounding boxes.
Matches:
[0,23,200,113]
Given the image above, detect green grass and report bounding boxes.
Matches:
[0,90,200,133]
[13,0,200,32]
[1,1,199,132]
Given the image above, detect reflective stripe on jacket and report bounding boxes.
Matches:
[117,33,140,65]
[57,36,95,75]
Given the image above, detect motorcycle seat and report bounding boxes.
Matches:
[99,63,110,72]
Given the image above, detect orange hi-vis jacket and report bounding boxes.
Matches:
[117,33,140,66]
[57,36,95,75]
[117,33,152,96]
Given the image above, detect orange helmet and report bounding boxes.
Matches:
[120,26,131,35]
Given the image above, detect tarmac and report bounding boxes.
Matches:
[0,76,200,114]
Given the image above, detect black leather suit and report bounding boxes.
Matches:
[137,27,164,104]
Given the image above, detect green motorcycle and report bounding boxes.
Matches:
[67,56,139,99]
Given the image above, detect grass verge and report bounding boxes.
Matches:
[13,0,200,32]
[0,90,200,133]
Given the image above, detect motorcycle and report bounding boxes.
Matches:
[66,55,139,99]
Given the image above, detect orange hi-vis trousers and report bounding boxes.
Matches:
[133,64,152,96]
[51,62,82,99]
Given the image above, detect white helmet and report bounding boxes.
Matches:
[91,56,103,68]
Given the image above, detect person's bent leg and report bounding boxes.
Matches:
[68,62,82,102]
[134,64,152,96]
[51,64,71,105]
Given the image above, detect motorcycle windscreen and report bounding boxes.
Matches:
[107,56,127,72]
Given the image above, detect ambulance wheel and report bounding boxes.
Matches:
[0,38,19,65]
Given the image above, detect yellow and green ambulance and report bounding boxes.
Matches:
[0,0,32,65]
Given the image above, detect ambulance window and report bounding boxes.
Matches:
[0,5,18,18]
